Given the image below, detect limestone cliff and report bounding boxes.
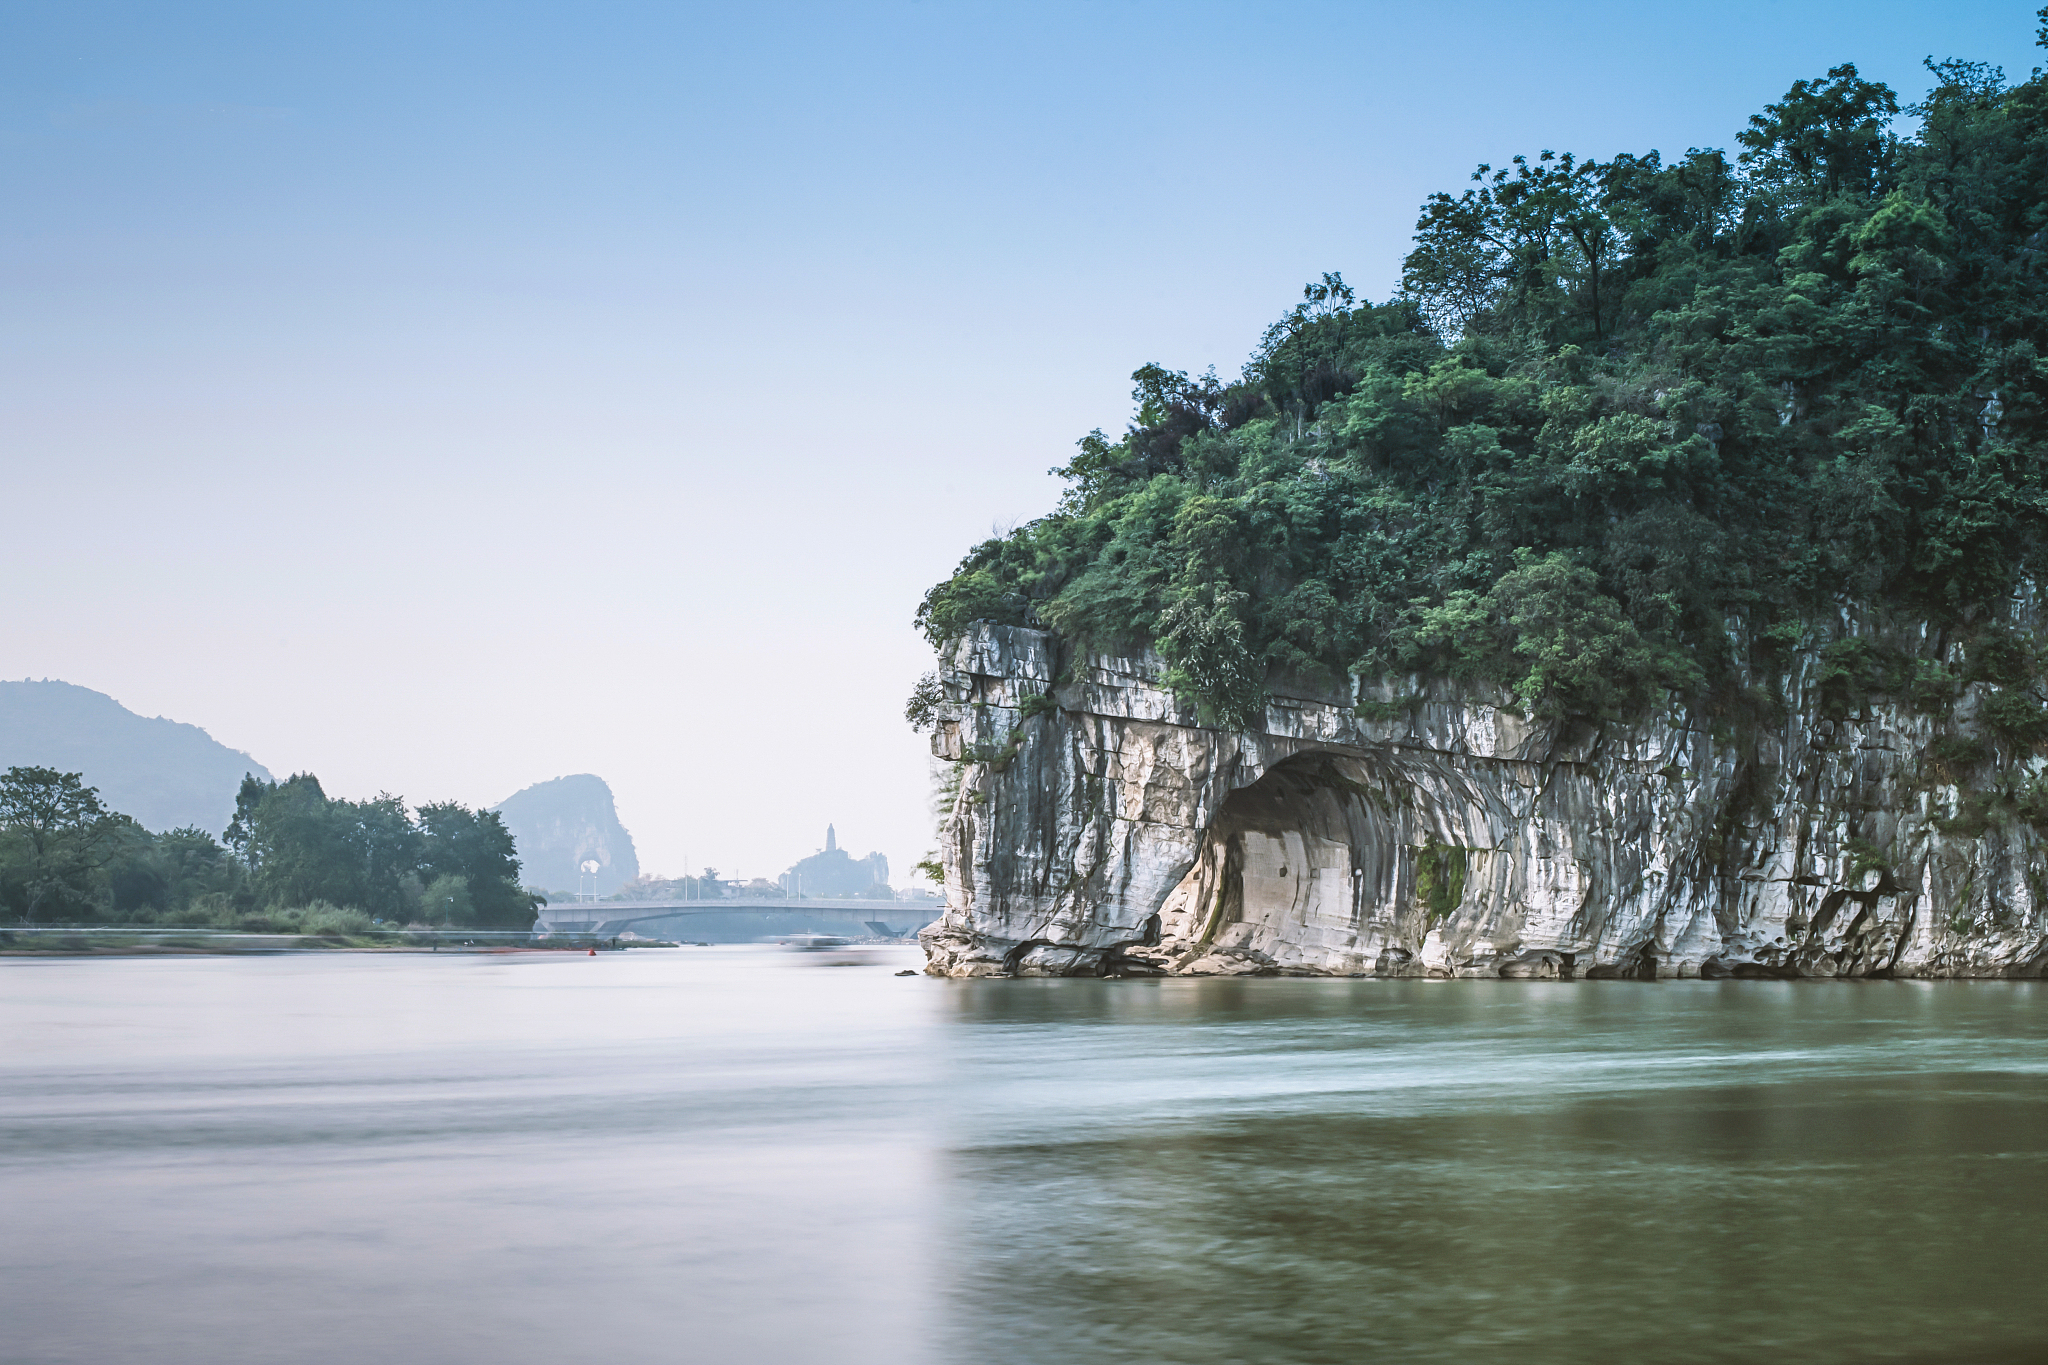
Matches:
[919,622,2048,980]
[492,774,639,896]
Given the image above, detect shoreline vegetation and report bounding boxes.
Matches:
[0,927,679,956]
[2,765,545,937]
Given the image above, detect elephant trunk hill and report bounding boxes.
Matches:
[913,41,2048,978]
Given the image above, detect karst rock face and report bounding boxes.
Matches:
[918,622,2048,980]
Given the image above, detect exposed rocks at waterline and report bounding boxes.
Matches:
[918,623,2048,980]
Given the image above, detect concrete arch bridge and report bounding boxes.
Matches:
[534,897,939,943]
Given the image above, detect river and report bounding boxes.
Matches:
[2,948,2045,1364]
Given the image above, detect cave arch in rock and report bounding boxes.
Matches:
[1150,748,1503,974]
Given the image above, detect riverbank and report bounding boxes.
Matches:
[0,929,682,956]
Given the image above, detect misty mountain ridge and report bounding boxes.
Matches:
[0,680,273,836]
[0,680,646,909]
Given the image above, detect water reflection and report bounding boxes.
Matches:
[930,978,2048,1365]
[2,955,2044,1364]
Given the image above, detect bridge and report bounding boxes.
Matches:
[533,897,941,943]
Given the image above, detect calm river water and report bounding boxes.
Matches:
[3,948,2046,1365]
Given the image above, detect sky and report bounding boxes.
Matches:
[2,0,2041,884]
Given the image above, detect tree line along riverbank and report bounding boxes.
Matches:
[0,765,541,936]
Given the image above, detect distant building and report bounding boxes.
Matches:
[784,825,890,898]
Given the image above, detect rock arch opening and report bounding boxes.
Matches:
[1129,750,1506,977]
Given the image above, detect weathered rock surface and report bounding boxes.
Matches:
[919,622,2048,980]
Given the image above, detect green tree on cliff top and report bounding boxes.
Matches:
[917,15,2048,730]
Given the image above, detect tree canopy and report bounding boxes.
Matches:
[917,22,2048,730]
[3,766,541,930]
[0,767,124,923]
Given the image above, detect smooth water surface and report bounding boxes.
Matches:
[3,949,2045,1364]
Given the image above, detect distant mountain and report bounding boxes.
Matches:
[492,774,639,896]
[0,680,273,836]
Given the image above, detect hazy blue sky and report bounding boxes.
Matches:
[3,1,2040,883]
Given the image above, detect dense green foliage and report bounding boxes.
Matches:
[919,28,2048,729]
[0,765,540,930]
[0,766,127,923]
